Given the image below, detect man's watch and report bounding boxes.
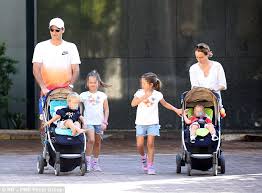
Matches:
[69,84,74,89]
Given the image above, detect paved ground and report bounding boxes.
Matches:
[0,139,262,193]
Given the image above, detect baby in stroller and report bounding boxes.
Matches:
[183,104,218,143]
[44,92,86,136]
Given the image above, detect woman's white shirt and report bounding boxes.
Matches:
[189,61,227,106]
[189,61,227,93]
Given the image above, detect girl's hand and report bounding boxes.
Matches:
[141,92,151,101]
[101,122,108,131]
[184,109,189,115]
[144,91,152,97]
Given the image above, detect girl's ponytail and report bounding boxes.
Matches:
[141,72,161,91]
[154,78,161,91]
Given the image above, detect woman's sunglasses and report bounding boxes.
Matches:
[195,45,209,50]
[50,28,61,32]
[195,45,207,49]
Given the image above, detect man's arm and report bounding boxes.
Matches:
[33,62,49,95]
[70,64,80,85]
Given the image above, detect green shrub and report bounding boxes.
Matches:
[0,42,17,128]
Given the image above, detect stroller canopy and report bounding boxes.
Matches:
[182,87,220,124]
[184,87,219,107]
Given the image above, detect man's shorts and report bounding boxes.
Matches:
[38,96,46,115]
[136,124,160,137]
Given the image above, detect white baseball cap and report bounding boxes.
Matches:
[49,18,64,28]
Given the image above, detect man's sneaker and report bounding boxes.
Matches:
[147,164,156,175]
[92,161,102,172]
[212,134,219,141]
[141,155,148,171]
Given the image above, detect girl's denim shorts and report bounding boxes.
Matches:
[86,125,103,135]
[135,124,160,137]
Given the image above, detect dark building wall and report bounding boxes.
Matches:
[35,0,262,131]
[0,0,27,129]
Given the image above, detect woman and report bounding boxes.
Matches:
[189,43,227,108]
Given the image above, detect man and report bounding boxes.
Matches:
[32,17,81,122]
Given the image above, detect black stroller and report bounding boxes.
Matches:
[36,88,87,176]
[176,87,225,176]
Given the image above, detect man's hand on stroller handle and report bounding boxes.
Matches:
[42,121,50,127]
[41,86,50,96]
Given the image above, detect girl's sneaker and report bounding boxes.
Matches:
[147,164,156,175]
[86,157,92,173]
[92,161,102,172]
[86,160,92,172]
[141,155,148,172]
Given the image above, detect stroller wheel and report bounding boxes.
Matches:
[212,163,218,176]
[176,154,182,174]
[187,163,191,176]
[54,163,60,176]
[37,155,45,174]
[213,152,218,176]
[80,162,87,176]
[220,154,225,174]
[186,152,191,176]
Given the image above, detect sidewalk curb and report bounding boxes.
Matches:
[1,129,262,141]
[0,130,40,140]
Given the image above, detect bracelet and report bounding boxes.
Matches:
[103,121,108,125]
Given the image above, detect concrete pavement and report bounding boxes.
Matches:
[0,138,262,192]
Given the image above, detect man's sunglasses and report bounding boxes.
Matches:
[50,28,61,32]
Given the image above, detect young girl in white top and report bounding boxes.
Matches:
[189,43,227,116]
[80,70,110,172]
[131,72,182,175]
